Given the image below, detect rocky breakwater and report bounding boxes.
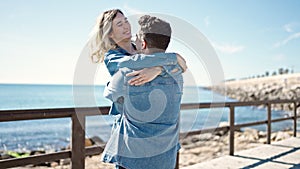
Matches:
[211,73,300,112]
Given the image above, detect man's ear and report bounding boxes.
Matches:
[142,41,147,49]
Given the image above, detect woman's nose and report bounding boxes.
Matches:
[124,22,130,30]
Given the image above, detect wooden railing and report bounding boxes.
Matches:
[0,99,299,168]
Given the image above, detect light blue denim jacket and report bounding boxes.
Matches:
[104,47,182,116]
[102,66,183,169]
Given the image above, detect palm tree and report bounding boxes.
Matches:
[284,68,289,74]
[278,68,284,75]
[265,71,269,77]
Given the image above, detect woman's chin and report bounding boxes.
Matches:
[122,37,132,42]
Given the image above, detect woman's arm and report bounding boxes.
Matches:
[104,49,187,86]
[126,54,187,85]
[118,53,177,69]
[103,69,126,102]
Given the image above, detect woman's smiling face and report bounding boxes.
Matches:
[109,12,132,44]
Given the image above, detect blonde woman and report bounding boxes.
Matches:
[91,9,186,116]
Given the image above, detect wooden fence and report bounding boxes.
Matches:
[0,99,299,168]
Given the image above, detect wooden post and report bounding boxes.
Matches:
[294,102,297,137]
[71,113,85,169]
[267,103,271,144]
[229,106,235,156]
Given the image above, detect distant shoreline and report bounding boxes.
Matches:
[224,73,300,88]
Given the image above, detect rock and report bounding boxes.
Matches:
[243,128,259,141]
[191,137,200,143]
[199,133,213,141]
[188,147,203,155]
[60,158,71,165]
[0,153,10,160]
[216,122,229,136]
[271,132,277,141]
[234,131,243,138]
[258,138,267,144]
[51,162,59,167]
[274,131,291,141]
[30,150,45,155]
[213,135,220,141]
[90,136,105,146]
[258,131,267,138]
[181,139,189,145]
[64,137,99,150]
[85,138,93,147]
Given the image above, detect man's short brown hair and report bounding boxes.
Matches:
[138,15,171,50]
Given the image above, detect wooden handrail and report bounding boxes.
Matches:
[0,99,299,168]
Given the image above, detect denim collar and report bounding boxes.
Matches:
[115,43,137,55]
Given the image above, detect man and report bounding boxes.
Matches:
[102,15,184,169]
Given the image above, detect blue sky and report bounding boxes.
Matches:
[1,0,300,85]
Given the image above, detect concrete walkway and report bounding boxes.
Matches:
[182,137,300,169]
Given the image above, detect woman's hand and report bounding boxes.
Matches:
[176,53,187,72]
[126,66,162,86]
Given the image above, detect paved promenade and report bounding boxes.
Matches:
[182,137,300,169]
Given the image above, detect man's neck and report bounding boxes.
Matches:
[144,48,165,54]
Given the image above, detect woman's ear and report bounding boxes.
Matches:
[142,41,147,49]
[109,32,113,39]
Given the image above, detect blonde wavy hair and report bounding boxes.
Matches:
[90,9,124,63]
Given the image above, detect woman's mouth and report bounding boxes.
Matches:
[124,31,131,35]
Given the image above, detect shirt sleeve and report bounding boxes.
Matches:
[104,50,126,76]
[103,69,126,102]
[161,64,183,77]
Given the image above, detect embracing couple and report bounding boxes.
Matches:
[90,9,187,169]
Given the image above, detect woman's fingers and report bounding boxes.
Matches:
[126,70,142,85]
[126,67,161,86]
[176,54,188,72]
[128,75,143,85]
[126,70,141,77]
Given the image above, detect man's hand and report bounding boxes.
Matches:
[126,66,162,86]
[176,54,187,72]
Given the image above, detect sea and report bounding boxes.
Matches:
[0,84,298,153]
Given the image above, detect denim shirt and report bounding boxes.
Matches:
[104,47,182,116]
[102,67,183,169]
